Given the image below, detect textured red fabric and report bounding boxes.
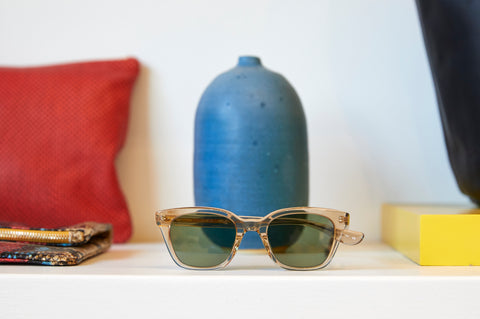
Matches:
[0,58,139,243]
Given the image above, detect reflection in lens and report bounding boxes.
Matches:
[170,213,236,267]
[267,213,335,268]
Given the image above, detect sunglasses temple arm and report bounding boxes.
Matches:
[338,229,364,245]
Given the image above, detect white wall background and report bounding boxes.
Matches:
[0,0,470,242]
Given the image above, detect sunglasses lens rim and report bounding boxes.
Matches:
[168,211,237,269]
[266,212,336,269]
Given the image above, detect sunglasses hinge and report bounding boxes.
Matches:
[338,215,349,225]
[160,215,174,223]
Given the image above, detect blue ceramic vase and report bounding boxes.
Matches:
[194,56,308,248]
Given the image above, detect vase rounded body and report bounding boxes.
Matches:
[416,0,480,205]
[194,56,309,248]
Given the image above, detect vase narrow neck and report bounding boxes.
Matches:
[238,56,262,67]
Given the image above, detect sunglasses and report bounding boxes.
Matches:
[155,206,364,270]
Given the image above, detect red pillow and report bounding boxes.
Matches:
[0,58,139,243]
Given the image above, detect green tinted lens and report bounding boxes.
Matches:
[267,213,335,268]
[170,213,236,268]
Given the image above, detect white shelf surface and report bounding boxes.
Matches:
[2,242,480,318]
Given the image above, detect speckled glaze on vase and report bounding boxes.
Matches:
[194,56,309,249]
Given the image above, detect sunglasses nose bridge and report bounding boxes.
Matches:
[238,216,264,233]
[243,221,260,232]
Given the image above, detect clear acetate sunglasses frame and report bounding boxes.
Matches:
[155,207,364,270]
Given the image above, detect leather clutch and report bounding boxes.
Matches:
[0,222,112,266]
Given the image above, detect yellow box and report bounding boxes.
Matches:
[382,204,480,265]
